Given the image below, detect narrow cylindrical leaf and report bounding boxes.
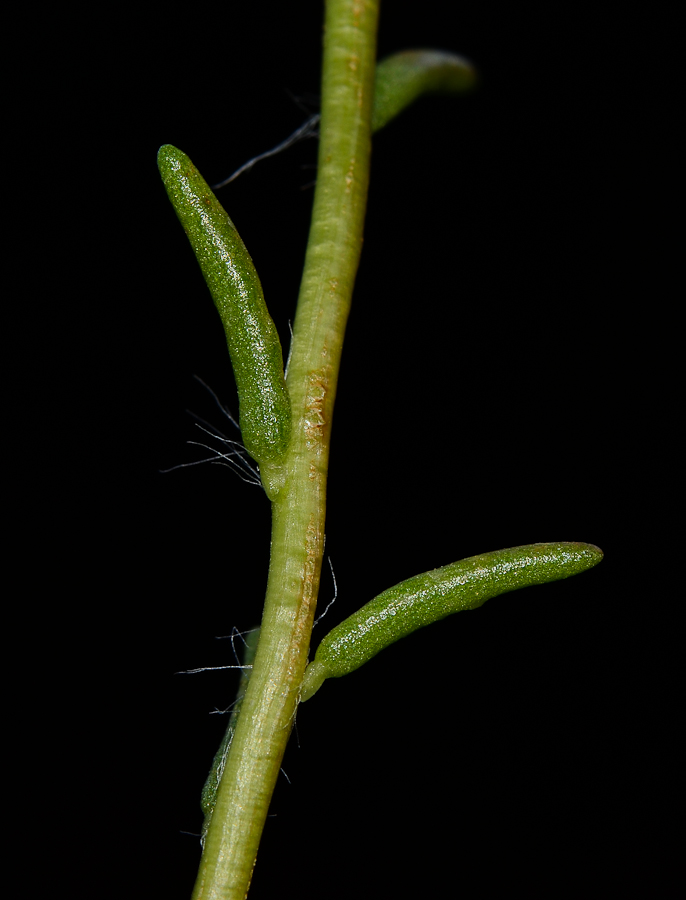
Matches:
[300,542,602,700]
[158,145,291,473]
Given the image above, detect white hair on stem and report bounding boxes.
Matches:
[212,115,320,189]
[313,556,338,627]
[160,376,262,487]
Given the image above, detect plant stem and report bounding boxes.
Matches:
[191,1,380,897]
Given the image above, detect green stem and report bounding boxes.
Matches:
[191,2,380,897]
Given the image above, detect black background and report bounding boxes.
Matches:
[34,2,676,897]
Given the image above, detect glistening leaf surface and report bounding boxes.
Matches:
[158,145,291,474]
[301,542,602,700]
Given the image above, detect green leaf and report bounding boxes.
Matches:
[301,542,603,700]
[158,145,291,489]
[372,49,476,133]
